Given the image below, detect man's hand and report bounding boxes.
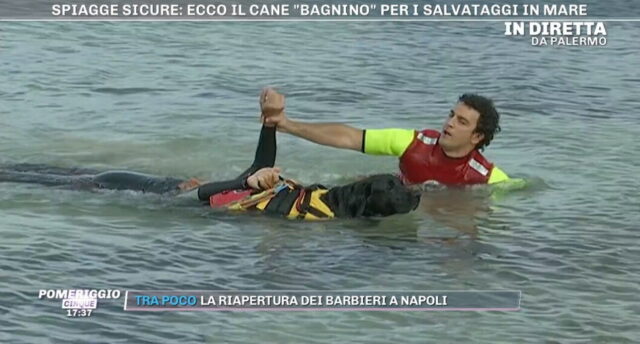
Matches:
[257,86,363,151]
[246,167,281,190]
[260,87,288,128]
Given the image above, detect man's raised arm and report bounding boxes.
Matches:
[260,87,364,152]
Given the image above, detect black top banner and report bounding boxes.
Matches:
[1,0,639,20]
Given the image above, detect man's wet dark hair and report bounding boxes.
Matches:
[458,93,501,151]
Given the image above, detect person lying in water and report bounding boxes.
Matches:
[0,126,420,220]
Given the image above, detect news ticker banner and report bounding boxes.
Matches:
[38,289,520,317]
[0,0,638,20]
[0,1,625,47]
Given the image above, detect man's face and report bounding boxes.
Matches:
[439,102,484,154]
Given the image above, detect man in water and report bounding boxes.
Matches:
[0,94,420,220]
[259,88,510,186]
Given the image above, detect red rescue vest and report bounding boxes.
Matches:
[209,189,252,208]
[398,129,493,185]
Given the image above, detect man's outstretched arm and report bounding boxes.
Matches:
[277,119,364,151]
[260,87,363,151]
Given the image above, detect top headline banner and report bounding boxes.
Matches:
[0,1,637,20]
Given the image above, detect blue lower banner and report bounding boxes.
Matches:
[124,290,521,311]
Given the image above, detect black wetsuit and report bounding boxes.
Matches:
[195,125,277,201]
[0,126,420,218]
[0,126,277,196]
[0,165,185,194]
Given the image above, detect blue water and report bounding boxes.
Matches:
[1,20,639,343]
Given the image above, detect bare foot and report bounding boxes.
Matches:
[178,178,203,191]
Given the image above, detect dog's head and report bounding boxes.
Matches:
[364,175,421,217]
